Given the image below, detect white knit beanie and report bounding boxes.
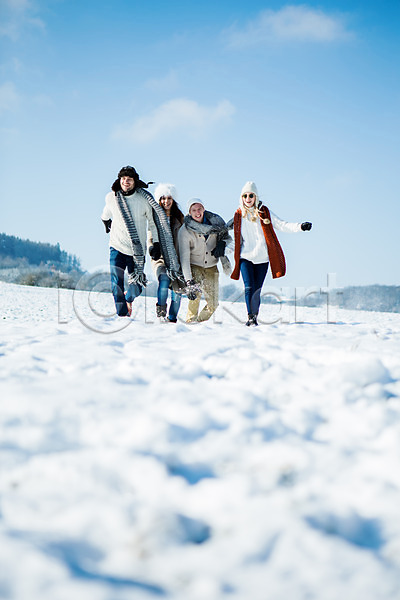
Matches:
[154,183,177,203]
[240,181,258,197]
[187,198,204,213]
[240,181,260,217]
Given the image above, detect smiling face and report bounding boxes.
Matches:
[189,203,205,223]
[120,176,135,193]
[241,192,256,209]
[160,195,173,213]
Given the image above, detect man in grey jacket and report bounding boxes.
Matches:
[178,199,231,323]
[101,166,160,317]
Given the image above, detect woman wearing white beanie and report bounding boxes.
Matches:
[230,181,312,326]
[148,183,184,322]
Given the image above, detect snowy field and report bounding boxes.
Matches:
[1,280,400,600]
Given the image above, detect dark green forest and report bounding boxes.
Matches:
[0,232,81,270]
[0,233,83,288]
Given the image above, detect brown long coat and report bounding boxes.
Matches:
[231,205,286,280]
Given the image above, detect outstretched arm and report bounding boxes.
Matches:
[270,211,310,233]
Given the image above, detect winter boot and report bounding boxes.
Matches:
[156,303,167,321]
[245,314,258,326]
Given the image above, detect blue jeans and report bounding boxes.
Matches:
[240,259,269,315]
[110,247,142,316]
[157,273,181,321]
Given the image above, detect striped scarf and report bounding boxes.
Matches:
[116,191,148,286]
[116,189,185,288]
[139,188,185,284]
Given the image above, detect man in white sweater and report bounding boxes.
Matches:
[101,166,160,317]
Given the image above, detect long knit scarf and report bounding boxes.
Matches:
[258,205,286,278]
[116,189,185,288]
[138,188,185,285]
[116,191,148,286]
[184,211,232,276]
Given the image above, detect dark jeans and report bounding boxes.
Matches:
[110,247,142,316]
[157,273,181,321]
[240,259,269,316]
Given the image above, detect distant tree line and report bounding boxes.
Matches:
[334,285,400,313]
[0,232,81,271]
[219,283,400,313]
[290,284,400,314]
[0,232,84,289]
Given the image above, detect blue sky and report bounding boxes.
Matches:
[1,0,399,290]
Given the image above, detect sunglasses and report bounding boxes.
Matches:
[242,193,255,199]
[160,196,173,201]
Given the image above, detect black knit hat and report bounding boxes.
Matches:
[111,165,152,192]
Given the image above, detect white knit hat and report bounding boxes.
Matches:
[240,181,258,197]
[240,181,260,216]
[154,183,177,203]
[187,198,204,213]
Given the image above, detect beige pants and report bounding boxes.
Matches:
[186,265,219,323]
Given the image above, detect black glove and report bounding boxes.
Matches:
[149,242,161,260]
[211,239,226,258]
[301,222,312,231]
[102,219,112,233]
[185,279,200,301]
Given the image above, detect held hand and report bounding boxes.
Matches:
[102,219,112,233]
[185,279,200,301]
[211,239,226,258]
[149,242,161,260]
[301,222,312,231]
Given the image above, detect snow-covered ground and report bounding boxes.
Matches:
[1,280,400,600]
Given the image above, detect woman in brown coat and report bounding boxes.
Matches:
[230,181,312,326]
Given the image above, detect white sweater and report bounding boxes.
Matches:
[240,211,302,264]
[101,191,159,256]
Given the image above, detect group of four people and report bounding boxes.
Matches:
[101,165,312,326]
